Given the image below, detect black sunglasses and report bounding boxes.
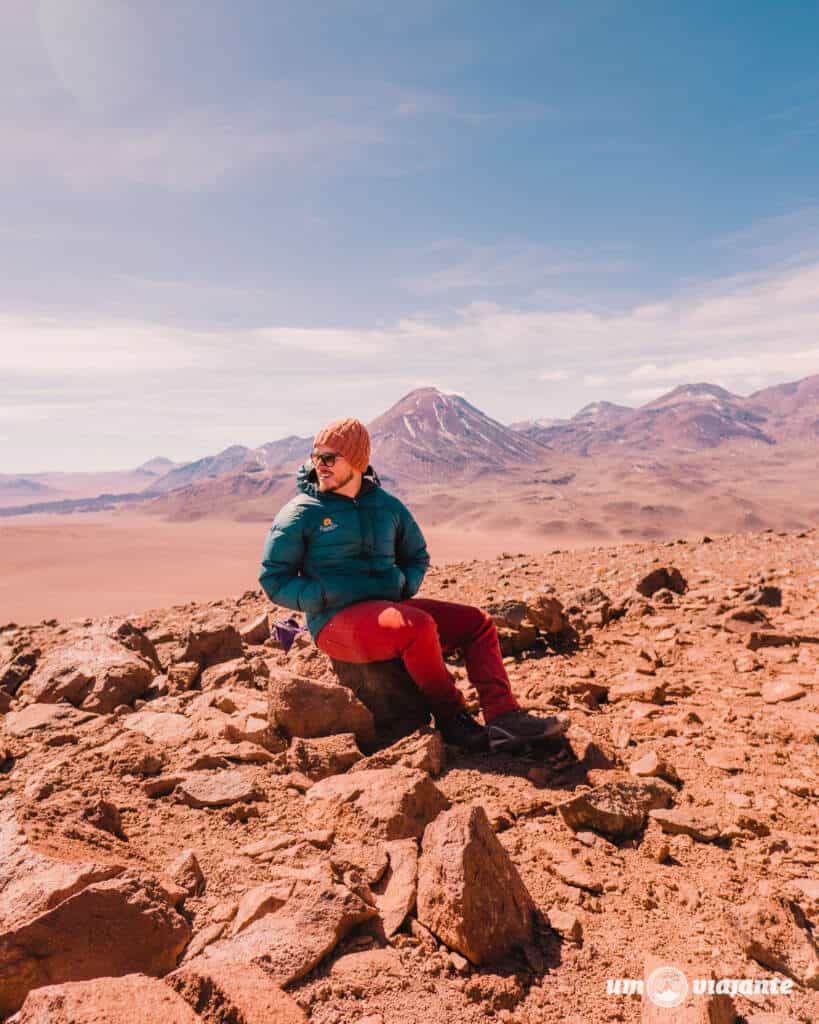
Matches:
[310,450,343,467]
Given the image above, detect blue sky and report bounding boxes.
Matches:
[3,0,819,471]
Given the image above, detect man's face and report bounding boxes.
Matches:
[312,444,355,493]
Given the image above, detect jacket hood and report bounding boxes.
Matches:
[296,460,381,498]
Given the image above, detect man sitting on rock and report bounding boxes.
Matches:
[259,417,569,753]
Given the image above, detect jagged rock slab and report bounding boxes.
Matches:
[168,960,308,1023]
[732,895,819,989]
[269,672,375,745]
[19,632,154,712]
[648,807,721,843]
[304,767,448,840]
[10,974,199,1024]
[350,727,445,776]
[202,880,376,986]
[416,804,534,965]
[0,806,190,1016]
[374,838,418,937]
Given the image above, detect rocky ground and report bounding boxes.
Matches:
[1,527,818,1023]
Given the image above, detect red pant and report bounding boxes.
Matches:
[316,597,519,722]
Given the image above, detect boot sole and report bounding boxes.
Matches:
[488,721,569,753]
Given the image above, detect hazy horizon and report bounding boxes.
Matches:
[2,371,815,477]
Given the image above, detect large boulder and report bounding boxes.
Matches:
[416,804,535,965]
[329,658,431,745]
[0,808,190,1017]
[269,671,375,746]
[18,632,154,712]
[304,767,448,840]
[11,975,199,1024]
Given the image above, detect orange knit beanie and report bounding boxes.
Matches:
[313,418,371,473]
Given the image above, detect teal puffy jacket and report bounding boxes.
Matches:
[259,461,430,640]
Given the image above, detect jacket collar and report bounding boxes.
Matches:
[296,460,381,500]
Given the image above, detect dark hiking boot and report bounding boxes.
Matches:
[435,710,489,752]
[486,710,570,752]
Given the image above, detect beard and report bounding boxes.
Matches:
[319,467,354,492]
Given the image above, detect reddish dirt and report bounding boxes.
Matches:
[1,527,818,1023]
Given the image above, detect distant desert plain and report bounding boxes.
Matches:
[2,378,818,624]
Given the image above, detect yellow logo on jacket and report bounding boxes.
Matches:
[319,517,338,532]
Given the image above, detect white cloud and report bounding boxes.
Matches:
[403,240,632,296]
[626,386,672,402]
[0,313,207,374]
[5,256,819,471]
[2,107,381,191]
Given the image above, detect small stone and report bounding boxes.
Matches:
[170,850,206,897]
[200,657,254,691]
[547,907,583,942]
[761,679,806,704]
[287,734,362,781]
[81,799,125,839]
[703,747,748,773]
[232,881,294,935]
[734,652,760,673]
[448,951,471,973]
[648,807,721,843]
[629,751,680,785]
[373,838,418,937]
[167,661,200,692]
[143,774,184,798]
[177,770,261,809]
[607,676,665,704]
[779,778,812,797]
[551,856,603,893]
[239,612,271,645]
[330,841,389,885]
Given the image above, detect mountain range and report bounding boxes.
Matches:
[2,374,818,526]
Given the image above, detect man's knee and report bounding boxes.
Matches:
[464,603,495,635]
[377,603,438,637]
